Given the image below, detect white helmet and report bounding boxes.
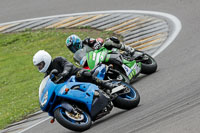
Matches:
[33,50,52,73]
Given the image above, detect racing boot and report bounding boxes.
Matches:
[76,69,116,93]
[120,43,135,56]
[92,77,117,94]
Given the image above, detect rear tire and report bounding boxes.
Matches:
[54,107,92,132]
[105,65,130,84]
[140,54,157,74]
[112,81,140,110]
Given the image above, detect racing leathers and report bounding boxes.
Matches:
[73,37,135,64]
[45,56,115,91]
[103,37,135,54]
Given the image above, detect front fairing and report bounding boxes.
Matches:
[86,47,109,69]
[39,75,100,113]
[55,79,99,112]
[39,76,65,111]
[74,45,93,64]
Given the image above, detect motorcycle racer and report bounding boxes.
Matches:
[65,34,135,63]
[33,50,116,91]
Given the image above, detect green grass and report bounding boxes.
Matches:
[0,28,119,129]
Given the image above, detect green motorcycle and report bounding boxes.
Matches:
[74,45,157,83]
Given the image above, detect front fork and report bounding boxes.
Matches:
[50,101,77,124]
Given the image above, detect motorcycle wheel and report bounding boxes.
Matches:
[54,107,92,132]
[105,65,130,84]
[140,54,157,74]
[112,81,140,110]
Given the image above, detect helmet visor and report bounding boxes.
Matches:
[67,42,82,53]
[36,61,45,71]
[67,44,78,53]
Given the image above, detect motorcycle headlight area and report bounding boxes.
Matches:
[39,76,49,107]
[40,91,48,107]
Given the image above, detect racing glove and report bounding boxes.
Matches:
[109,36,120,44]
[104,38,121,49]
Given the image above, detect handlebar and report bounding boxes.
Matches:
[49,69,64,83]
[50,69,58,76]
[54,76,64,83]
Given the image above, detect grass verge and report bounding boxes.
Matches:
[0,28,120,129]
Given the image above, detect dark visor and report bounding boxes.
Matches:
[68,44,78,53]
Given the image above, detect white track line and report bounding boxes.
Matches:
[151,13,182,57]
[1,10,181,133]
[18,117,50,133]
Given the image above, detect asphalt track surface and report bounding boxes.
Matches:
[1,0,200,133]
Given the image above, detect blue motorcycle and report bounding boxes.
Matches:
[39,64,140,132]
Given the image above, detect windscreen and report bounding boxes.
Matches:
[73,45,93,63]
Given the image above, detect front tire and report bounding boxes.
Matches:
[54,107,92,132]
[112,81,140,110]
